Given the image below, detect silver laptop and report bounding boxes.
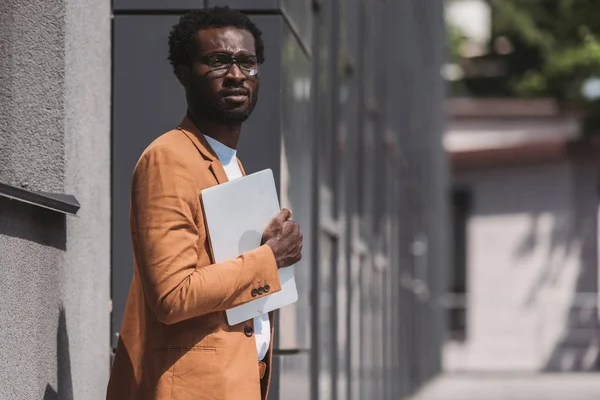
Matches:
[200,169,298,326]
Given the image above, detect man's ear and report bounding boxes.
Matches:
[175,64,191,88]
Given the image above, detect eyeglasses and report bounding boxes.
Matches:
[199,53,260,77]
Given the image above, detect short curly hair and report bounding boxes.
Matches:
[168,7,265,75]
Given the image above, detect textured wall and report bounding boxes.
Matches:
[0,0,65,191]
[62,0,111,396]
[0,0,110,398]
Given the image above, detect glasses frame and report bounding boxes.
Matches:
[198,52,260,77]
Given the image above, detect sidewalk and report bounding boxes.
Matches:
[410,373,600,400]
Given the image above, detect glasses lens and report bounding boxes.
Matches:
[207,54,232,71]
[238,56,257,70]
[238,56,258,75]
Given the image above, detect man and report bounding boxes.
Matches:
[107,7,303,400]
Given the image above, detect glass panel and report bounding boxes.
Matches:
[318,230,334,400]
[313,2,337,398]
[113,0,203,10]
[336,0,357,398]
[277,353,311,400]
[335,249,348,400]
[280,19,313,353]
[360,119,376,221]
[359,255,374,399]
[317,0,335,191]
[281,0,313,50]
[359,0,379,223]
[349,252,362,400]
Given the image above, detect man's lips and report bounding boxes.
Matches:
[220,89,249,103]
[222,94,248,103]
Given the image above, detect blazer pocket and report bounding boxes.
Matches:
[168,346,222,399]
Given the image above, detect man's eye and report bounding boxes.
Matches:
[239,57,257,69]
[208,55,230,68]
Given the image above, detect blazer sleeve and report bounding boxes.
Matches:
[130,144,282,325]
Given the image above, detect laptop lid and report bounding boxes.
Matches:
[200,169,298,326]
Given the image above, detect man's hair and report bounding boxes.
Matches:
[168,6,265,75]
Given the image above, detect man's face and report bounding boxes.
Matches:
[182,27,260,123]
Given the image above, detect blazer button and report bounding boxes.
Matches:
[264,284,270,293]
[244,326,254,337]
[251,288,258,297]
[257,287,264,295]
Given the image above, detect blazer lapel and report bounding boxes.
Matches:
[208,161,229,184]
[177,117,228,184]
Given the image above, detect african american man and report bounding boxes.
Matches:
[106,7,303,400]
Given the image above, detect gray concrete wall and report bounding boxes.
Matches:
[446,162,599,372]
[0,0,111,398]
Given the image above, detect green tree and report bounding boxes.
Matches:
[451,0,600,134]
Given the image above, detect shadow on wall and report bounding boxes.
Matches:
[516,211,587,308]
[43,306,73,400]
[0,197,66,250]
[0,197,71,394]
[542,184,600,372]
[510,164,600,372]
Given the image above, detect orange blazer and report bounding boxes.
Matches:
[106,117,282,400]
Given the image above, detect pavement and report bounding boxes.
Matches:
[410,373,600,400]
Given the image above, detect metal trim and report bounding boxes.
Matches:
[0,182,80,216]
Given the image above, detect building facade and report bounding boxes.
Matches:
[445,98,600,372]
[0,1,449,399]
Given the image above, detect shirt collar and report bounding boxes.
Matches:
[203,134,237,163]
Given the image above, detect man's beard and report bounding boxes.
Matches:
[193,89,259,123]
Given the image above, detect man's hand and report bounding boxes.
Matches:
[262,208,303,269]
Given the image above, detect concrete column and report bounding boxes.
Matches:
[0,0,111,398]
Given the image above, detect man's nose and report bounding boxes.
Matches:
[224,63,246,82]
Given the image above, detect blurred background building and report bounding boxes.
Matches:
[445,97,600,373]
[414,1,600,399]
[0,0,448,399]
[444,0,600,374]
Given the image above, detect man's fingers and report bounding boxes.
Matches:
[279,208,292,222]
[283,220,299,231]
[282,222,293,235]
[265,209,293,233]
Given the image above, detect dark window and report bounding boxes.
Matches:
[448,186,471,342]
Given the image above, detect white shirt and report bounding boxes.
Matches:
[203,134,271,361]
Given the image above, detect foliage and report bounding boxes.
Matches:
[447,23,468,64]
[449,0,600,133]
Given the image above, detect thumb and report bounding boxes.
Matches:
[265,208,292,231]
[278,208,293,222]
